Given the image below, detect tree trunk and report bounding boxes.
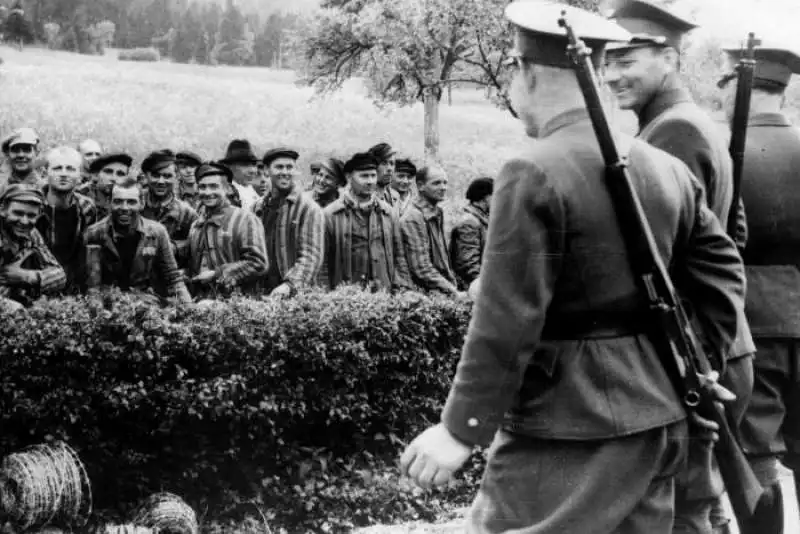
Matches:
[423,87,441,162]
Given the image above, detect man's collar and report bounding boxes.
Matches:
[413,195,442,220]
[266,185,300,205]
[201,205,233,226]
[342,188,378,211]
[109,215,146,240]
[749,112,792,128]
[146,192,176,211]
[42,185,80,209]
[637,74,693,131]
[539,108,592,139]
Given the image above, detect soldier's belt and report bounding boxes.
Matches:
[541,312,650,340]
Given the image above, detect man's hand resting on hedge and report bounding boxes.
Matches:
[399,423,472,490]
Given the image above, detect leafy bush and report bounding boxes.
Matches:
[0,287,482,532]
[118,48,161,62]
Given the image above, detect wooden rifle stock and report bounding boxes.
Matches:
[727,33,760,238]
[556,13,767,526]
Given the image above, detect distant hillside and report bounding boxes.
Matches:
[190,0,319,15]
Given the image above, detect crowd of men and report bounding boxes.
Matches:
[0,130,495,309]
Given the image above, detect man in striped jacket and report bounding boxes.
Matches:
[189,162,268,298]
[323,152,410,292]
[253,147,324,298]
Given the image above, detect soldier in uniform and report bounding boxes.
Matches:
[140,150,198,268]
[450,177,493,291]
[253,147,325,298]
[85,152,133,220]
[604,3,755,531]
[0,184,67,312]
[391,158,416,218]
[176,151,203,208]
[84,177,191,306]
[400,165,459,296]
[0,128,43,191]
[400,3,745,534]
[323,152,409,292]
[368,142,399,206]
[311,157,345,209]
[718,45,800,534]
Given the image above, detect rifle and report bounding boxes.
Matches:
[726,32,761,238]
[557,12,776,529]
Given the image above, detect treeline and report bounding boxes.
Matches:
[1,0,304,67]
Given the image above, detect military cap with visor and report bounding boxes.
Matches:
[141,149,177,174]
[719,45,800,90]
[604,0,698,52]
[505,0,632,70]
[262,147,300,167]
[89,152,133,174]
[1,128,40,153]
[344,153,379,174]
[195,161,234,183]
[0,183,45,206]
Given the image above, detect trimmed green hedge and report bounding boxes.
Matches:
[0,287,484,532]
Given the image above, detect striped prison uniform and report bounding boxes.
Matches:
[252,187,324,292]
[400,196,458,295]
[141,194,198,266]
[188,204,268,294]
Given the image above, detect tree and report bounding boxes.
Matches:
[300,0,598,161]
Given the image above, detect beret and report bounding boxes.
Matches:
[195,161,234,183]
[344,153,379,174]
[605,0,697,52]
[367,142,395,162]
[141,149,177,174]
[262,147,299,167]
[466,177,494,202]
[176,151,203,167]
[395,158,417,176]
[0,183,44,206]
[90,152,133,174]
[2,128,40,153]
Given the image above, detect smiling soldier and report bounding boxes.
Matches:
[400,165,460,296]
[0,184,66,311]
[140,149,198,268]
[188,162,268,298]
[84,177,191,306]
[0,128,43,191]
[253,147,324,298]
[37,146,97,294]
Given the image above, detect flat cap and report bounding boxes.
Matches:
[605,0,697,52]
[262,147,299,167]
[367,142,395,162]
[721,46,800,90]
[90,152,133,174]
[310,161,323,173]
[505,0,631,69]
[176,151,203,167]
[395,158,417,176]
[2,128,40,152]
[319,158,346,186]
[0,183,44,206]
[141,149,176,174]
[466,177,495,202]
[344,152,379,174]
[195,161,233,183]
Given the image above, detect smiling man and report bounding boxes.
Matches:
[140,149,198,268]
[400,165,459,296]
[175,151,203,208]
[0,128,42,191]
[311,157,345,209]
[323,152,410,292]
[86,152,133,220]
[37,146,97,293]
[84,177,191,305]
[253,147,324,297]
[0,184,66,311]
[188,162,268,298]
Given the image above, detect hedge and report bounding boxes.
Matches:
[0,287,485,533]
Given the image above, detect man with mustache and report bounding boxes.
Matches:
[221,139,260,211]
[311,157,345,209]
[176,151,203,208]
[0,184,66,312]
[604,3,756,531]
[84,177,191,306]
[0,128,43,192]
[140,150,198,268]
[391,158,417,218]
[400,165,459,296]
[253,147,324,298]
[323,152,410,292]
[188,162,268,298]
[37,146,97,294]
[368,142,399,207]
[86,152,133,221]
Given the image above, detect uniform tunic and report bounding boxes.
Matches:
[438,109,744,534]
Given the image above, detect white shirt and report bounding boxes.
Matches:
[233,182,260,211]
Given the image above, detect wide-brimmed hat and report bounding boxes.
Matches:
[221,139,259,165]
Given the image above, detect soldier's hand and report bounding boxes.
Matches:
[689,371,735,442]
[0,266,36,287]
[399,423,472,490]
[191,269,216,284]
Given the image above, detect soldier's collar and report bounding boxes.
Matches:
[637,75,693,130]
[539,108,592,139]
[413,196,441,220]
[749,112,792,128]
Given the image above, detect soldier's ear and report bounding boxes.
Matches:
[660,47,680,72]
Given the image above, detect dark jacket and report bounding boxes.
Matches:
[450,204,489,289]
[440,109,744,447]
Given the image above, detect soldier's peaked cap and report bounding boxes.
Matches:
[505,1,631,70]
[605,0,698,52]
[722,46,800,89]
